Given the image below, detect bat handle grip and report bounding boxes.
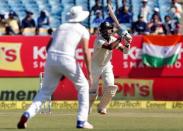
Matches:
[117,26,132,43]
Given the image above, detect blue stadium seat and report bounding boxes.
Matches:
[131,0,141,21]
[75,0,89,10]
[24,3,39,10]
[158,0,171,22]
[61,11,69,24]
[50,16,61,28]
[0,4,11,13]
[49,0,61,5]
[1,0,173,31]
[50,8,63,19]
[62,0,75,3]
[36,0,48,7]
[61,2,75,23]
[12,6,26,15]
[21,0,37,4]
[8,0,23,5]
[147,0,158,18]
[38,4,52,13]
[0,8,8,13]
[0,0,8,4]
[16,10,26,21]
[10,3,25,10]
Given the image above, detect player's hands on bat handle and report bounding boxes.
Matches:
[123,31,132,43]
[123,41,130,54]
[124,43,130,48]
[117,27,132,43]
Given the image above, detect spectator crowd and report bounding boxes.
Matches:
[0,0,182,36]
[90,0,182,35]
[0,10,52,35]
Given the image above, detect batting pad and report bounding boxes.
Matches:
[89,90,98,113]
[98,85,118,111]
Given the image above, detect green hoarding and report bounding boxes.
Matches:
[0,78,39,100]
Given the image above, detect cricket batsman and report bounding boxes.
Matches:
[89,21,132,114]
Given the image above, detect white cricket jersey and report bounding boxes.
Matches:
[92,35,117,66]
[48,23,90,57]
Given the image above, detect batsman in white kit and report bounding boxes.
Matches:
[17,6,94,129]
[89,21,132,114]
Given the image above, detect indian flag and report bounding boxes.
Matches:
[142,36,182,67]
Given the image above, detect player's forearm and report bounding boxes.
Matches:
[117,27,132,43]
[102,38,121,50]
[118,43,130,54]
[81,38,92,76]
[111,38,122,49]
[83,50,92,76]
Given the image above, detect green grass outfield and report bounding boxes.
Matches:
[1,108,183,131]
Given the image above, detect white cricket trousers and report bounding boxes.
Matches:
[26,53,89,121]
[90,61,114,94]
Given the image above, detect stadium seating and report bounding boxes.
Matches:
[158,0,171,22]
[0,0,177,34]
[61,3,75,24]
[131,0,140,21]
[75,0,88,10]
[50,16,61,29]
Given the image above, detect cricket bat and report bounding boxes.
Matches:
[107,4,132,42]
[107,4,121,28]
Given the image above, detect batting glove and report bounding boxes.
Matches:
[117,26,132,43]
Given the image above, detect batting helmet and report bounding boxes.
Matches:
[99,21,113,41]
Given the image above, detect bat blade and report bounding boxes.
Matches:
[107,4,120,28]
[107,4,132,43]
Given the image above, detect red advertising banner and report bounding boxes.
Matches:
[0,35,183,100]
[0,35,183,77]
[52,77,183,101]
[0,36,50,76]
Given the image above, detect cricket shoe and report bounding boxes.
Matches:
[17,112,30,129]
[97,108,107,115]
[76,120,94,129]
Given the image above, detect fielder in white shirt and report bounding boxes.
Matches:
[89,21,132,114]
[17,6,93,129]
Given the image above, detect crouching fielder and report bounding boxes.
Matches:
[89,21,132,114]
